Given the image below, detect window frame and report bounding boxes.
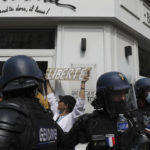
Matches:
[0,29,55,49]
[0,49,55,57]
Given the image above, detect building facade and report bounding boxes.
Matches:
[0,0,150,113]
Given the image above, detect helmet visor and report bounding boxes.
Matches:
[105,84,137,114]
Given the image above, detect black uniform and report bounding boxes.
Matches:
[0,55,64,150]
[0,97,61,150]
[0,58,148,150]
[60,110,141,150]
[59,72,150,150]
[134,78,150,139]
[137,106,150,138]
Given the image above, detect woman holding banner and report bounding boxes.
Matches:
[46,71,89,133]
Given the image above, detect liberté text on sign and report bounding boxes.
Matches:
[46,67,91,80]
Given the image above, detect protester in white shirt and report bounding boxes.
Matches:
[46,73,89,132]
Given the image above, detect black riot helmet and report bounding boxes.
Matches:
[134,78,150,99]
[92,71,137,115]
[1,55,44,93]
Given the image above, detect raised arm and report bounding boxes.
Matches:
[46,80,54,94]
[58,113,90,148]
[72,71,89,121]
[79,70,90,99]
[46,80,59,116]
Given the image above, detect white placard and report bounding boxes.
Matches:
[46,67,91,80]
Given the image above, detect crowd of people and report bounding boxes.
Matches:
[0,55,150,150]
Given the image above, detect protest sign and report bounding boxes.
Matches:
[46,67,91,80]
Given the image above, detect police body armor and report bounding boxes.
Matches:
[64,110,137,150]
[137,107,150,140]
[0,97,58,150]
[83,110,136,150]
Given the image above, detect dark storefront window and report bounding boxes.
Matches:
[0,61,48,76]
[139,47,150,77]
[0,29,55,49]
[143,0,150,6]
[37,61,48,74]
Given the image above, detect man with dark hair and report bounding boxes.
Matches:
[135,78,150,137]
[58,95,76,114]
[135,78,150,109]
[58,72,149,150]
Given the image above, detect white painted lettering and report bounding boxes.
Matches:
[60,68,68,80]
[73,68,81,80]
[39,128,57,142]
[65,69,74,80]
[79,68,87,80]
[55,69,63,80]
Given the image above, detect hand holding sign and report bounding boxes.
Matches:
[81,70,90,83]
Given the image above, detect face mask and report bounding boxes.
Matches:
[145,92,150,103]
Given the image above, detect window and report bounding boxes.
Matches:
[0,29,55,49]
[139,47,150,77]
[37,61,48,74]
[143,0,150,6]
[0,61,48,76]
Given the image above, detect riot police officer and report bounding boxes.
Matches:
[0,55,62,150]
[135,78,150,137]
[59,72,149,150]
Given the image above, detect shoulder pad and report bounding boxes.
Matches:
[0,101,29,116]
[79,113,92,121]
[74,113,93,126]
[74,110,103,127]
[0,102,29,132]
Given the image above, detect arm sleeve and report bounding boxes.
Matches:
[47,93,59,116]
[71,97,85,122]
[58,114,90,148]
